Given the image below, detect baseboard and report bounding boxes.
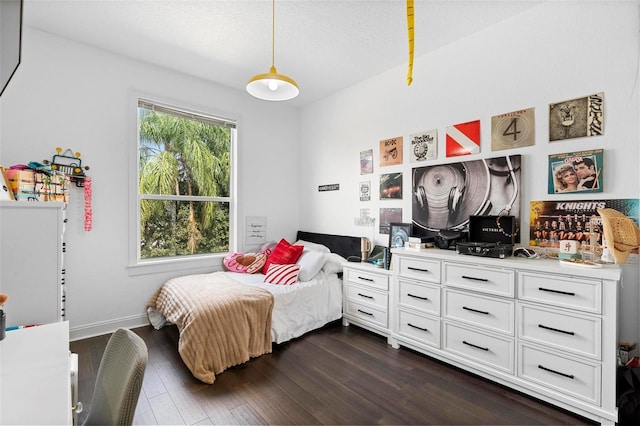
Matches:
[69,313,149,341]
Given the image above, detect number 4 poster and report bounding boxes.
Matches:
[491,108,535,151]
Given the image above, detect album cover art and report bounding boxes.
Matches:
[360,149,373,174]
[410,129,437,162]
[380,172,402,199]
[548,149,603,194]
[360,181,371,201]
[549,92,604,141]
[491,108,535,151]
[379,207,402,234]
[446,120,480,157]
[379,137,403,166]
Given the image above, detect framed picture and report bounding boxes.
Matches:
[0,166,14,200]
[389,222,412,248]
[548,149,603,194]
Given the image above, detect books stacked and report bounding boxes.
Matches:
[405,236,434,251]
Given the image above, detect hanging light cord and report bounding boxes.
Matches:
[271,0,275,69]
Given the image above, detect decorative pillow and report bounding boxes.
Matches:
[264,263,300,285]
[323,252,346,275]
[294,239,331,254]
[297,249,326,281]
[261,238,304,274]
[223,252,267,274]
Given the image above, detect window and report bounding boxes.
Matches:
[135,99,235,263]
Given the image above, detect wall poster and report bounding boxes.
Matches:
[379,207,402,235]
[359,181,371,201]
[549,92,604,141]
[379,136,403,166]
[446,119,480,157]
[360,149,373,174]
[548,149,603,194]
[412,154,521,238]
[529,199,638,262]
[380,172,402,199]
[410,129,437,162]
[491,108,535,151]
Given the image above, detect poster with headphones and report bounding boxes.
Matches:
[412,154,521,241]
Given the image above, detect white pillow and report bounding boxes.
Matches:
[297,249,327,281]
[322,252,346,275]
[294,239,331,254]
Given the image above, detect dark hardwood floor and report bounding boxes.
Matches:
[70,321,597,425]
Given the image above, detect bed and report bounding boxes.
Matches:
[147,231,361,384]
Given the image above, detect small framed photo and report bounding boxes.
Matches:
[389,222,412,248]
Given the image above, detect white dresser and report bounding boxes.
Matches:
[342,262,392,339]
[386,248,621,425]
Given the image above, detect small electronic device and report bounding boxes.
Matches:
[513,247,539,258]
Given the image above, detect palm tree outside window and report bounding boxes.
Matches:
[137,100,234,260]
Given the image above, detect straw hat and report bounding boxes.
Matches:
[597,208,640,264]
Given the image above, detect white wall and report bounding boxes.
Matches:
[0,29,301,339]
[299,2,640,342]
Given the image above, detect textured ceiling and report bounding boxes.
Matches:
[24,0,548,106]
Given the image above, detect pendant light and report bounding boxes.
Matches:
[246,0,299,101]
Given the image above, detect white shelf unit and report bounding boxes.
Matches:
[0,201,66,327]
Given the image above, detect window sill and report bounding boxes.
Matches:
[127,254,226,277]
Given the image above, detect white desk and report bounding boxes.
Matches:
[0,321,72,425]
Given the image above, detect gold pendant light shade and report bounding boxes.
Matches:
[247,65,299,101]
[246,0,299,101]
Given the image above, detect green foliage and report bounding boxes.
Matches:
[138,108,231,259]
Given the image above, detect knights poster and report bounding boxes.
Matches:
[529,199,638,262]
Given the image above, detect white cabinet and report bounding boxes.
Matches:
[389,248,621,425]
[342,262,392,338]
[0,201,66,327]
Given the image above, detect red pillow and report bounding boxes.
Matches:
[261,238,304,274]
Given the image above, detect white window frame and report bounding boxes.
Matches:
[127,94,237,276]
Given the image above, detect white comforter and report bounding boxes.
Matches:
[226,268,343,343]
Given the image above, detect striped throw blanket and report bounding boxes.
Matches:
[147,271,274,384]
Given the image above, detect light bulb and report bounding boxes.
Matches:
[268,80,278,91]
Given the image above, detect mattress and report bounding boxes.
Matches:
[226,268,343,344]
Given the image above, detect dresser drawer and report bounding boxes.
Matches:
[397,309,440,348]
[346,284,388,311]
[518,303,601,359]
[345,268,389,291]
[517,272,601,314]
[443,262,515,297]
[443,322,514,373]
[444,289,514,335]
[398,279,440,315]
[398,257,441,283]
[518,343,600,405]
[345,300,387,328]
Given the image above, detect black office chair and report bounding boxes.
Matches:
[82,328,148,426]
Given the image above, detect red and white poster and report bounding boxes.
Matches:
[446,119,480,157]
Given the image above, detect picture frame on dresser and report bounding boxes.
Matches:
[389,222,411,248]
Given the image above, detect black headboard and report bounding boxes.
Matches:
[296,231,361,260]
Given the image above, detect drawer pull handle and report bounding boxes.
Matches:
[357,309,373,316]
[408,266,430,273]
[408,323,428,332]
[462,340,489,351]
[357,293,374,299]
[538,324,575,335]
[408,293,429,300]
[538,364,574,379]
[538,287,575,296]
[461,275,489,282]
[463,306,489,315]
[358,276,374,282]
